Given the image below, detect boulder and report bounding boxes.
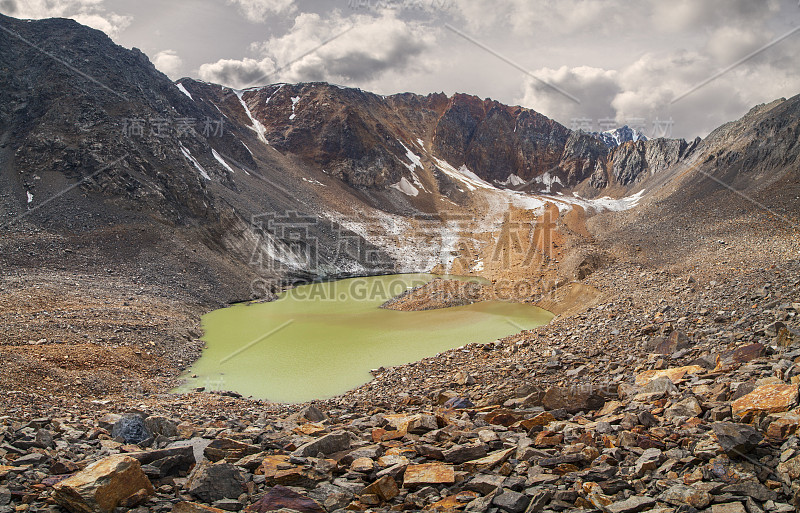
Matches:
[711,422,763,457]
[144,416,178,438]
[542,386,605,413]
[711,503,747,513]
[174,502,228,513]
[492,489,530,513]
[635,365,704,386]
[665,396,703,419]
[606,496,657,513]
[661,484,711,509]
[187,462,244,503]
[443,443,488,464]
[360,475,399,502]
[634,448,663,475]
[52,455,154,513]
[731,384,799,419]
[204,438,261,463]
[245,485,325,513]
[403,463,455,487]
[291,431,351,458]
[111,415,151,445]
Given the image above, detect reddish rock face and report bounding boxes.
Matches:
[731,384,799,419]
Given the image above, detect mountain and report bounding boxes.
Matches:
[1,12,798,304]
[591,125,648,148]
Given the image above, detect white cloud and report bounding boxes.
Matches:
[518,66,619,128]
[199,10,436,89]
[0,0,132,37]
[517,37,800,139]
[153,49,183,79]
[226,0,296,22]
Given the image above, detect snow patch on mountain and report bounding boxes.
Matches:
[497,174,526,187]
[212,149,235,174]
[289,96,300,121]
[180,145,210,180]
[390,177,419,197]
[176,83,193,101]
[234,90,268,144]
[433,157,495,191]
[592,125,648,148]
[533,172,563,193]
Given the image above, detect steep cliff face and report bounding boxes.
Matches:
[430,95,570,184]
[558,132,609,187]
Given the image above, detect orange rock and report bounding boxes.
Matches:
[403,463,455,487]
[635,365,704,386]
[534,431,564,447]
[766,413,800,439]
[731,384,799,419]
[360,475,399,502]
[485,409,519,427]
[174,502,228,513]
[425,491,479,510]
[371,428,386,443]
[52,455,154,513]
[293,422,327,436]
[462,448,514,473]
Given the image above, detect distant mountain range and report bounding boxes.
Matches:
[1,12,799,296]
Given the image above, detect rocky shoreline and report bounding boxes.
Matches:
[1,257,799,513]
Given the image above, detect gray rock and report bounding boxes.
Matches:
[661,484,711,509]
[607,496,657,513]
[711,503,747,513]
[712,422,763,457]
[525,488,553,513]
[665,396,703,419]
[292,431,351,458]
[297,405,327,423]
[0,487,10,507]
[722,481,777,502]
[443,443,488,464]
[187,462,244,503]
[634,448,663,475]
[111,414,152,445]
[492,488,530,513]
[308,483,353,512]
[144,416,178,438]
[212,499,243,511]
[641,376,678,396]
[465,474,505,494]
[13,452,50,466]
[168,438,212,465]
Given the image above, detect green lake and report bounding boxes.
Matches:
[178,274,553,403]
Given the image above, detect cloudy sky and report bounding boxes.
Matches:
[2,0,799,138]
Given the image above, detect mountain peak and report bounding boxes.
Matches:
[592,125,648,148]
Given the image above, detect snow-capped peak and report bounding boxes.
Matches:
[592,125,648,148]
